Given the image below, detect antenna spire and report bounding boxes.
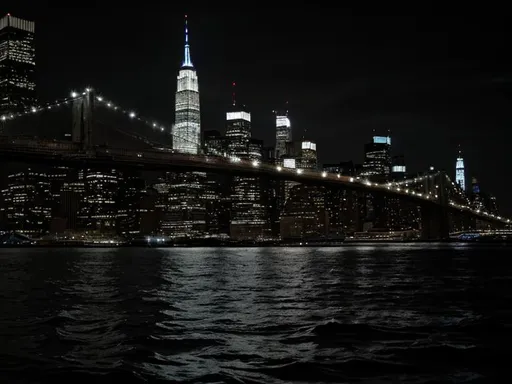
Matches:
[182,14,193,68]
[232,81,236,106]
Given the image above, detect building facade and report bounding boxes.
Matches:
[2,168,51,236]
[226,109,251,158]
[361,135,392,180]
[300,140,317,169]
[391,155,406,180]
[226,101,266,239]
[275,109,291,160]
[0,14,36,116]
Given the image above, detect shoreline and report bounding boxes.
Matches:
[1,239,511,248]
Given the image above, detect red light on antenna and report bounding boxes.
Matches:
[7,13,10,16]
[185,14,188,18]
[232,82,236,86]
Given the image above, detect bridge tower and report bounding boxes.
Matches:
[420,171,449,240]
[72,91,94,149]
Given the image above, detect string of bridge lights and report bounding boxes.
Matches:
[246,160,507,222]
[445,174,471,202]
[89,88,234,157]
[87,88,204,149]
[0,93,83,122]
[390,171,471,206]
[91,91,167,133]
[390,172,439,186]
[0,86,223,156]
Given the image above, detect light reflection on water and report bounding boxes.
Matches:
[0,245,510,383]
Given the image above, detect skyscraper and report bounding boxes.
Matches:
[226,82,251,157]
[173,15,200,154]
[275,106,291,160]
[455,147,465,191]
[391,155,406,180]
[300,140,317,169]
[226,88,266,240]
[167,15,206,239]
[361,134,392,180]
[0,14,36,116]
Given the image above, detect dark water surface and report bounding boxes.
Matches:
[0,245,510,383]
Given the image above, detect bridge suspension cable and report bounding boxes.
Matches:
[0,92,84,123]
[389,172,440,186]
[1,87,220,156]
[444,174,471,204]
[90,88,226,156]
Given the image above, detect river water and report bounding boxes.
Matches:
[0,245,510,383]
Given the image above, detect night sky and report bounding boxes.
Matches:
[3,3,512,213]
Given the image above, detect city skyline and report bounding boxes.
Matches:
[1,5,510,213]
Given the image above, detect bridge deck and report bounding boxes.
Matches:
[0,136,508,225]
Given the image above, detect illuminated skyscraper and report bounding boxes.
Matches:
[3,168,51,236]
[78,169,119,232]
[455,148,465,192]
[300,140,317,169]
[275,106,291,160]
[225,82,252,158]
[471,176,484,211]
[173,15,200,154]
[361,134,392,180]
[167,15,206,239]
[226,88,266,239]
[391,155,406,180]
[0,14,36,116]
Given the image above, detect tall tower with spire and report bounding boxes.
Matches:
[456,146,465,191]
[173,15,201,154]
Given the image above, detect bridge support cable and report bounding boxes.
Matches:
[1,91,85,138]
[2,86,227,157]
[89,89,211,156]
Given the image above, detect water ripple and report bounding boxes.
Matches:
[0,245,510,383]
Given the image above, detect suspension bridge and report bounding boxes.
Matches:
[0,88,509,239]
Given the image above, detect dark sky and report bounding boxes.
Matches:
[3,3,512,213]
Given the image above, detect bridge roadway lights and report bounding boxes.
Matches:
[0,141,509,225]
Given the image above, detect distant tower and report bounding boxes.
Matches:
[225,83,266,239]
[455,146,465,191]
[361,129,392,180]
[275,103,291,160]
[226,82,251,158]
[300,140,317,169]
[173,15,201,154]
